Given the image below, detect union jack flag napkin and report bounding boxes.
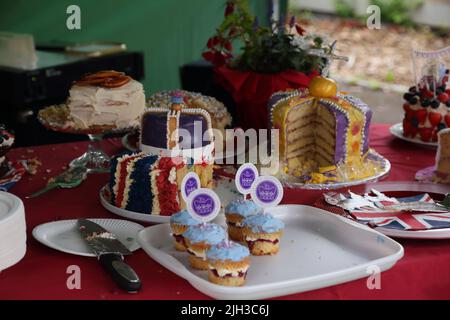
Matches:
[322,190,450,231]
[0,161,28,191]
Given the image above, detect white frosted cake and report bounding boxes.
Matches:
[67,71,145,129]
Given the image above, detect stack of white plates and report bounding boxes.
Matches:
[0,191,26,272]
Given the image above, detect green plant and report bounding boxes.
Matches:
[335,0,357,18]
[385,70,395,83]
[370,0,423,27]
[202,0,331,74]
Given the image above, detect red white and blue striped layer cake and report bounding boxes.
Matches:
[109,152,214,216]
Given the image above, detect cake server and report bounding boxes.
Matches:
[27,166,88,199]
[77,219,141,293]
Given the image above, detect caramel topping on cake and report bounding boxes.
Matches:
[74,70,131,88]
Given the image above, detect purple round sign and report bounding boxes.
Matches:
[187,188,221,222]
[181,172,200,201]
[184,178,198,198]
[251,176,284,208]
[192,194,216,217]
[235,163,259,195]
[256,181,279,203]
[240,168,256,190]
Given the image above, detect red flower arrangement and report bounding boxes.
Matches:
[203,0,332,129]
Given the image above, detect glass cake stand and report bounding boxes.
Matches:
[277,150,391,190]
[38,105,137,173]
[69,133,111,172]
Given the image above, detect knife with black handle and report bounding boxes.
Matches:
[77,219,142,293]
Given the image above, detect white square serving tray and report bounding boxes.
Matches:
[137,205,404,300]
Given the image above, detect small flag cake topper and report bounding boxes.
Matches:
[181,172,201,202]
[186,188,221,223]
[170,90,184,111]
[250,175,284,209]
[235,163,259,196]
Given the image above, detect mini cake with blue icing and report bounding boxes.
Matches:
[225,199,261,242]
[170,210,202,251]
[206,240,250,287]
[183,223,227,270]
[242,213,285,256]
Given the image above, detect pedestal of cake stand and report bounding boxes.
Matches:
[69,134,110,173]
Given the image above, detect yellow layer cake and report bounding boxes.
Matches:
[269,77,373,182]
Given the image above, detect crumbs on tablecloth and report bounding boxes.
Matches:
[26,149,34,154]
[27,158,42,175]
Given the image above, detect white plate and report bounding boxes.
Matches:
[390,123,438,147]
[0,232,26,256]
[100,177,241,224]
[0,191,25,230]
[0,238,26,258]
[377,227,450,239]
[0,242,26,272]
[358,181,450,239]
[137,205,404,300]
[0,191,27,269]
[32,219,144,257]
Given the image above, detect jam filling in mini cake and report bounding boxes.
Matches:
[242,213,285,256]
[170,209,202,251]
[206,240,250,287]
[67,70,146,129]
[225,199,261,242]
[269,77,374,184]
[183,223,227,270]
[433,128,450,184]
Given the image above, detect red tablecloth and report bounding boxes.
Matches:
[1,124,449,300]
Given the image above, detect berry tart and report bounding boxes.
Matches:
[402,68,450,143]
